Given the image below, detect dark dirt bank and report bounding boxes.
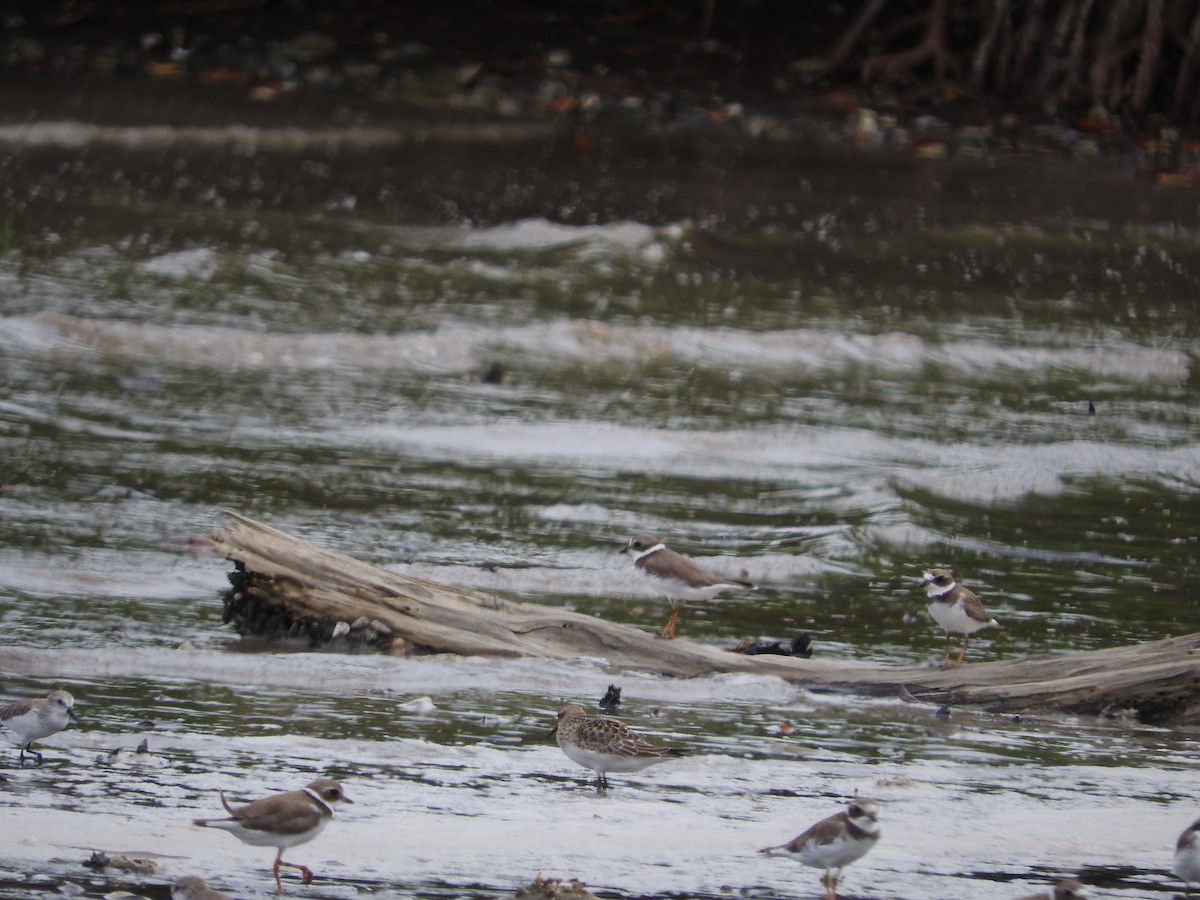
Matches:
[3,0,1199,182]
[3,0,1200,243]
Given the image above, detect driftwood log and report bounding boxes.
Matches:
[210,511,1200,727]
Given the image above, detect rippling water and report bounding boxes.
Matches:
[1,117,1198,899]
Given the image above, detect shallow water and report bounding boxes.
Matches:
[0,114,1199,899]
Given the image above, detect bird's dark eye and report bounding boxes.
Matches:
[325,788,341,799]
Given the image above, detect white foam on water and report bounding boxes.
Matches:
[137,247,219,280]
[439,218,664,255]
[3,313,1186,385]
[0,120,556,150]
[350,418,1200,503]
[0,551,222,600]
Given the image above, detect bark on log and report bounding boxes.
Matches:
[209,511,1200,727]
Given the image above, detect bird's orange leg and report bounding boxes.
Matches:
[955,636,971,666]
[279,860,315,885]
[272,853,285,895]
[272,851,314,894]
[659,600,680,639]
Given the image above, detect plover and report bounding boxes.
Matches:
[621,533,753,639]
[1176,817,1200,891]
[172,876,235,900]
[552,703,687,791]
[1013,878,1088,900]
[760,799,880,900]
[193,777,352,894]
[1,689,78,766]
[919,567,1000,666]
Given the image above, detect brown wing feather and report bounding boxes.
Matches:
[783,811,847,851]
[0,698,36,720]
[640,547,753,589]
[958,587,994,625]
[576,716,687,759]
[228,791,325,836]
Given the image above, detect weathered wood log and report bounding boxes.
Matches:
[210,511,1200,727]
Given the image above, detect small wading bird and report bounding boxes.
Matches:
[759,799,881,900]
[1012,878,1088,900]
[551,703,687,791]
[1175,816,1200,892]
[193,778,352,894]
[1,689,78,766]
[621,533,754,639]
[919,567,1000,667]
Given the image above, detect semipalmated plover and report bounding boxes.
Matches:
[760,799,880,900]
[1176,817,1200,889]
[621,533,754,639]
[193,778,352,894]
[551,703,687,791]
[172,875,235,900]
[1013,878,1088,900]
[1,689,78,766]
[919,567,1000,666]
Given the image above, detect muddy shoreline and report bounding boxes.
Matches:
[4,71,1200,243]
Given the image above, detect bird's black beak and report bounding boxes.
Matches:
[67,708,79,722]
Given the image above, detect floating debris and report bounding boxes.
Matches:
[82,853,161,875]
[515,875,597,900]
[731,632,813,657]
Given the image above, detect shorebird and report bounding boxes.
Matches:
[193,778,352,894]
[621,532,753,639]
[1,689,78,765]
[551,703,687,791]
[919,567,1000,666]
[760,799,881,900]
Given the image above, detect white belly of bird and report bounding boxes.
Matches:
[647,576,733,603]
[790,831,875,870]
[213,816,327,849]
[4,709,67,742]
[559,741,667,774]
[928,599,991,635]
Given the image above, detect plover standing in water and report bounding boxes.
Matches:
[759,799,880,900]
[552,703,687,791]
[1,689,78,766]
[919,567,1000,666]
[621,533,753,639]
[193,778,352,894]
